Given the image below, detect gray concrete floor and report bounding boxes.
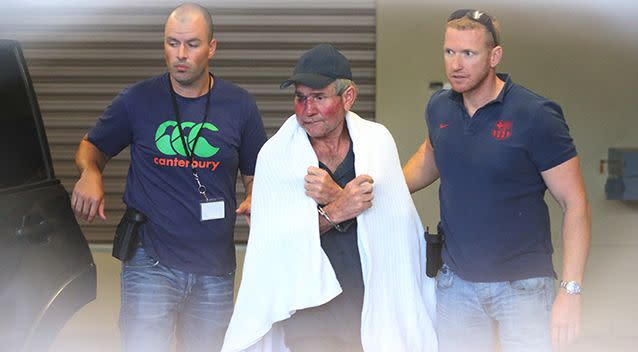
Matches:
[49,245,636,352]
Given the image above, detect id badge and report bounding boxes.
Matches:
[201,198,225,221]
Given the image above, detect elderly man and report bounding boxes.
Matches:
[222,44,437,352]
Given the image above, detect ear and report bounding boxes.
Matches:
[490,45,503,68]
[208,38,217,59]
[341,85,357,111]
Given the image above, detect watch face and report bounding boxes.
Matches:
[565,281,581,294]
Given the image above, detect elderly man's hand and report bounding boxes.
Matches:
[304,166,342,205]
[324,174,374,223]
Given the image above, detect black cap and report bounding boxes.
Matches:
[280,43,352,89]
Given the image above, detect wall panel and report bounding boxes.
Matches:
[1,1,375,242]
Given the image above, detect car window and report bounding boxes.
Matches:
[0,44,49,189]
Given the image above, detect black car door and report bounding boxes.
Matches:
[0,40,96,352]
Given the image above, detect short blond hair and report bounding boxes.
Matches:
[447,13,501,48]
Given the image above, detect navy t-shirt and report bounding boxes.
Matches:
[427,74,577,282]
[88,74,267,274]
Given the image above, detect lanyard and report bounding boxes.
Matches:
[168,73,212,200]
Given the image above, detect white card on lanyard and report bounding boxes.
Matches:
[201,198,225,221]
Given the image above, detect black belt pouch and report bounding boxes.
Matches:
[112,207,147,261]
[425,222,445,278]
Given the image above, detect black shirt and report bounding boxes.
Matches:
[283,140,364,351]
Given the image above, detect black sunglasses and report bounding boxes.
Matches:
[447,9,499,46]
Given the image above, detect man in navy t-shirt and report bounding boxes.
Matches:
[71,3,266,352]
[403,9,591,352]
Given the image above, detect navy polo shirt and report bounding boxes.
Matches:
[427,74,577,282]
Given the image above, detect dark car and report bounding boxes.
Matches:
[0,40,96,352]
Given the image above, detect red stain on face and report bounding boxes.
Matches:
[294,84,348,141]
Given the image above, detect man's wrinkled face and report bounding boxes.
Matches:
[294,83,348,140]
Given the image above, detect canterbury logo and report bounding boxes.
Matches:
[155,121,220,157]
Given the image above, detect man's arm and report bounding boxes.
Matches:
[304,166,373,234]
[403,138,440,193]
[541,156,591,348]
[236,175,255,225]
[318,175,373,234]
[71,135,111,222]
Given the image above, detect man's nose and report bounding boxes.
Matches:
[304,98,319,114]
[451,55,462,70]
[177,44,187,59]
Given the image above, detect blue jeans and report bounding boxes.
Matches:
[119,247,234,352]
[436,265,555,352]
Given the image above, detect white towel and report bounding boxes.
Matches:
[222,112,437,352]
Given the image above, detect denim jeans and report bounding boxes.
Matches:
[436,265,555,352]
[119,247,234,352]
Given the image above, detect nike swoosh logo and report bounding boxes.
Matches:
[439,123,449,129]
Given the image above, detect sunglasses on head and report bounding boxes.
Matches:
[447,9,499,46]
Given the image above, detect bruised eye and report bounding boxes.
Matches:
[294,94,307,104]
[294,93,332,104]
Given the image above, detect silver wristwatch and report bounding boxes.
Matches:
[559,280,583,295]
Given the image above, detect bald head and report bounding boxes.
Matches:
[167,3,214,41]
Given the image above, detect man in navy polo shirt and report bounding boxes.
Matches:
[403,9,591,352]
[71,3,266,351]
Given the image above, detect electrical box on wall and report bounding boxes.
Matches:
[605,148,638,200]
